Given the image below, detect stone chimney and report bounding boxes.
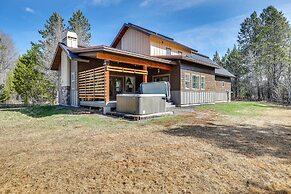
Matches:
[63,31,78,48]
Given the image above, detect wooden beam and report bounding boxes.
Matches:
[143,66,148,83]
[94,52,172,71]
[104,62,110,104]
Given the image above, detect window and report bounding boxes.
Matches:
[166,48,171,55]
[192,75,200,89]
[185,73,191,89]
[178,51,182,55]
[125,76,135,93]
[222,81,225,87]
[201,76,205,90]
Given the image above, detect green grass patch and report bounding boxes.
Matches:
[198,101,268,117]
[19,105,72,118]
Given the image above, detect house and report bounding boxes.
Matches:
[51,23,235,112]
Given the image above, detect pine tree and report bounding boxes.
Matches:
[212,51,222,66]
[221,46,245,98]
[0,72,14,103]
[68,10,91,46]
[259,6,290,101]
[238,11,264,100]
[38,12,65,72]
[13,44,55,104]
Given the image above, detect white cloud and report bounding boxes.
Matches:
[140,0,207,11]
[24,7,35,14]
[91,0,122,6]
[173,15,245,57]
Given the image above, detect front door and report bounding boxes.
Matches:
[110,76,124,100]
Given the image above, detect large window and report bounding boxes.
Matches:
[185,73,191,89]
[166,48,171,55]
[192,75,200,89]
[201,76,205,90]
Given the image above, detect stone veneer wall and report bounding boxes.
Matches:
[60,86,71,106]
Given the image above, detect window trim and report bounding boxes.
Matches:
[200,75,206,90]
[185,72,191,90]
[192,74,200,90]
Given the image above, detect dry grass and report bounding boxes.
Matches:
[0,102,290,193]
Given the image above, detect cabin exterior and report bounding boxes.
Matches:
[51,23,235,112]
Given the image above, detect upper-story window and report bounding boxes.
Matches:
[178,51,182,55]
[166,48,171,55]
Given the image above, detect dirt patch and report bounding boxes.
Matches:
[0,104,290,193]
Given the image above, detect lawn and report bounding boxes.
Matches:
[0,102,290,193]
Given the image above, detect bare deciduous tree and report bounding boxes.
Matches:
[0,32,18,84]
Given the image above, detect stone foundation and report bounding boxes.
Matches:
[59,86,71,106]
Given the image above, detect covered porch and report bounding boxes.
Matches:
[75,48,173,111]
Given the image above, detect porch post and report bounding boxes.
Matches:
[104,60,110,104]
[143,66,148,83]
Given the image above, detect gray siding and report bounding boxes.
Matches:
[121,28,150,55]
[176,62,216,106]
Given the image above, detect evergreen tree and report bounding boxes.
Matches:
[38,12,65,72]
[13,44,55,104]
[0,72,14,103]
[68,10,91,46]
[220,46,245,98]
[212,51,222,66]
[259,6,290,101]
[238,11,263,100]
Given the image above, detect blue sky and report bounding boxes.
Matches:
[0,0,290,58]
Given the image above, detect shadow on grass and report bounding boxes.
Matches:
[162,122,291,159]
[0,105,95,118]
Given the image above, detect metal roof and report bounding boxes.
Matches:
[156,54,220,69]
[215,67,236,78]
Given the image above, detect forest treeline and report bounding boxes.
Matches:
[213,6,291,104]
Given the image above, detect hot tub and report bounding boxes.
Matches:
[116,94,166,115]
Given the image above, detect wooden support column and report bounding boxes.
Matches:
[104,60,110,104]
[143,66,148,83]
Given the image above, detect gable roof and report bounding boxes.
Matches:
[51,43,173,70]
[215,67,236,78]
[51,43,89,70]
[111,23,198,52]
